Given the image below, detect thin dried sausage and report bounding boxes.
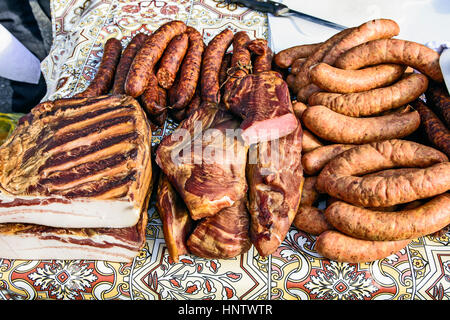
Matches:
[302,144,355,175]
[170,27,205,110]
[413,99,450,157]
[156,33,189,89]
[76,38,122,97]
[200,28,234,104]
[112,33,148,94]
[273,43,322,68]
[310,63,406,94]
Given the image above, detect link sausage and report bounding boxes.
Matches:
[325,194,450,241]
[112,33,148,94]
[296,83,322,103]
[290,58,306,74]
[200,28,234,104]
[223,31,252,103]
[170,27,205,110]
[300,176,320,207]
[273,43,322,68]
[302,105,421,144]
[425,82,450,127]
[321,19,400,66]
[76,38,122,97]
[294,206,333,236]
[140,73,166,116]
[302,129,324,152]
[413,99,450,157]
[292,101,307,119]
[156,33,189,89]
[125,20,187,97]
[310,63,406,94]
[302,144,355,175]
[335,38,444,82]
[308,73,429,117]
[315,230,411,263]
[317,139,450,207]
[293,28,354,90]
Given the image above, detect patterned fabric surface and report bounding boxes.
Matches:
[0,0,449,300]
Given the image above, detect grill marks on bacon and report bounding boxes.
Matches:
[41,135,137,197]
[30,105,140,197]
[39,149,138,189]
[61,170,137,199]
[1,95,149,202]
[44,115,136,152]
[38,132,138,173]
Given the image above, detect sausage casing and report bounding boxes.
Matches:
[335,38,444,82]
[301,105,421,144]
[112,33,148,94]
[76,38,122,97]
[156,33,189,89]
[308,73,429,117]
[315,230,411,263]
[325,194,450,241]
[125,20,187,97]
[317,139,450,207]
[223,31,252,104]
[413,99,450,158]
[200,28,235,104]
[170,27,205,110]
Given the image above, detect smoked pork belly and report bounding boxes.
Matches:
[0,95,152,228]
[0,208,148,262]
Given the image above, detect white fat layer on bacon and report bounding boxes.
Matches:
[0,194,140,228]
[0,233,137,262]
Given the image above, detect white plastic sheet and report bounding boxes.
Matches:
[268,0,450,53]
[0,24,41,84]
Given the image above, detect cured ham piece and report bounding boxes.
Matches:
[0,95,153,228]
[247,119,303,256]
[224,71,298,145]
[155,103,248,220]
[187,199,251,259]
[156,173,194,263]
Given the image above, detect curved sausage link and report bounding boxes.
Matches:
[125,20,187,97]
[156,33,189,89]
[76,38,122,97]
[170,27,205,110]
[200,28,234,104]
[112,33,148,94]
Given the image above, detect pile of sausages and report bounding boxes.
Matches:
[275,18,450,263]
[75,21,204,125]
[74,21,273,128]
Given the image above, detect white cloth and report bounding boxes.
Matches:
[0,24,41,84]
[267,0,450,53]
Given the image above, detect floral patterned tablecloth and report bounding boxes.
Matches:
[0,0,449,301]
